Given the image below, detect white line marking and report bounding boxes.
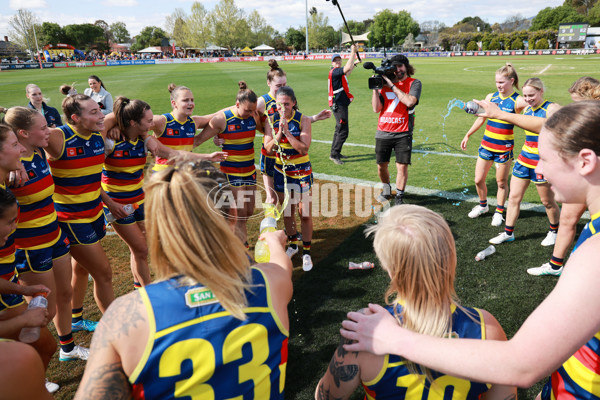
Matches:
[537,64,552,74]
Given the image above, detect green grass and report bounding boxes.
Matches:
[0,56,594,399]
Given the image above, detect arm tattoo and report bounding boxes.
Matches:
[316,382,343,400]
[328,337,359,387]
[82,362,131,400]
[91,292,146,350]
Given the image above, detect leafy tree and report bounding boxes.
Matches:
[63,24,104,50]
[110,22,130,43]
[566,0,599,16]
[369,9,420,48]
[420,20,445,47]
[132,26,168,52]
[210,0,248,49]
[459,16,491,32]
[588,1,600,25]
[166,8,190,48]
[344,20,371,35]
[39,22,65,46]
[530,5,586,31]
[510,38,524,49]
[247,10,276,47]
[186,2,212,50]
[466,40,478,50]
[285,27,305,50]
[535,38,550,49]
[94,20,112,51]
[8,9,39,56]
[306,7,336,50]
[488,38,502,49]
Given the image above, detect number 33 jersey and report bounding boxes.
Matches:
[130,267,288,399]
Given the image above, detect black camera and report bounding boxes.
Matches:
[364,59,396,90]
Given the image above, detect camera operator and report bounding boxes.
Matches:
[372,54,421,205]
[328,44,358,165]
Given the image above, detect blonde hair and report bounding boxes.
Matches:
[3,106,39,133]
[365,205,470,381]
[496,63,519,90]
[168,83,192,102]
[144,161,252,320]
[568,76,600,100]
[523,77,545,93]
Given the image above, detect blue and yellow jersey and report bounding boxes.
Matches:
[153,113,196,171]
[11,150,61,250]
[274,111,311,179]
[261,93,279,159]
[48,124,105,224]
[481,91,520,153]
[102,138,146,206]
[218,109,257,177]
[544,211,600,400]
[517,100,552,169]
[363,304,489,400]
[129,267,288,399]
[0,183,16,282]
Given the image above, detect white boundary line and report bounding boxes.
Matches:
[537,64,552,75]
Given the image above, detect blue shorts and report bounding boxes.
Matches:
[0,274,24,312]
[260,153,276,178]
[103,203,145,225]
[478,146,513,164]
[59,215,106,246]
[274,170,313,194]
[226,171,257,187]
[15,230,70,274]
[512,160,546,183]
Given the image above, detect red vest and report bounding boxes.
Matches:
[328,68,354,107]
[377,78,415,133]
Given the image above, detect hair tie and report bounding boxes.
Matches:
[68,88,77,97]
[122,98,130,105]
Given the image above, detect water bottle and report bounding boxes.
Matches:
[349,261,375,270]
[475,245,496,261]
[19,293,48,343]
[464,101,484,115]
[105,203,139,224]
[255,217,277,263]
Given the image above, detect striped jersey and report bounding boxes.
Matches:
[48,124,105,223]
[481,91,520,153]
[274,111,312,179]
[261,93,279,159]
[0,184,16,281]
[129,267,288,399]
[153,113,196,171]
[363,304,490,400]
[544,211,600,400]
[219,109,257,177]
[517,100,552,169]
[102,138,146,206]
[11,150,61,250]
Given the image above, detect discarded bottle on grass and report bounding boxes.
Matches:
[105,203,139,224]
[19,293,48,343]
[349,261,375,270]
[463,101,484,115]
[255,217,277,263]
[475,245,496,261]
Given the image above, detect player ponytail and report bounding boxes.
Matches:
[236,81,257,105]
[113,96,151,133]
[496,63,519,90]
[267,59,286,83]
[168,83,192,102]
[59,84,92,124]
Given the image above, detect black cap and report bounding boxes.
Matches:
[390,54,409,67]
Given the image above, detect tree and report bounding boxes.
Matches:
[530,5,585,31]
[566,0,599,16]
[209,0,248,49]
[63,24,104,50]
[510,38,524,49]
[247,10,276,47]
[488,38,502,50]
[467,41,478,50]
[420,20,445,47]
[588,1,600,25]
[306,7,336,50]
[459,16,491,32]
[535,38,550,49]
[8,9,40,57]
[503,14,531,32]
[110,22,130,43]
[369,9,419,48]
[186,2,212,50]
[131,26,168,52]
[344,20,371,35]
[402,33,415,50]
[39,22,65,46]
[285,27,305,50]
[166,9,190,48]
[95,20,113,51]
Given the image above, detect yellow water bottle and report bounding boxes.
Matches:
[255,217,277,263]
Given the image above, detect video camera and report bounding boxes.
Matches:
[363,58,396,90]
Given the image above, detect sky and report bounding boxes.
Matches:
[1,0,565,41]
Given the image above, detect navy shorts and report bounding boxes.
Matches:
[59,214,106,246]
[15,229,70,274]
[512,160,545,183]
[478,146,513,164]
[260,153,276,178]
[103,203,145,225]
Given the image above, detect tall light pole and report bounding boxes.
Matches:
[393,34,395,50]
[305,0,309,54]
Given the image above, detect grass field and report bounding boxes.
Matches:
[0,55,596,399]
